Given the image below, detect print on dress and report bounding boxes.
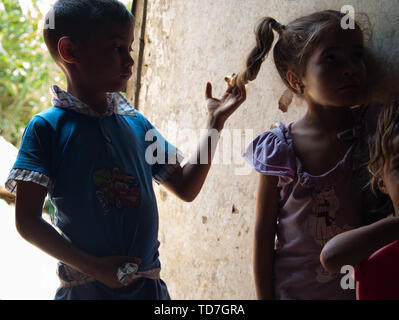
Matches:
[93,166,140,214]
[309,185,342,246]
[308,185,352,283]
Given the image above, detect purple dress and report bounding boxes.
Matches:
[243,104,390,300]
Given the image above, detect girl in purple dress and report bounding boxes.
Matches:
[238,11,392,299]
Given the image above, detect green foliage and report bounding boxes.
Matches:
[0,0,65,147]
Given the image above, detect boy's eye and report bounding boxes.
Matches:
[113,46,133,53]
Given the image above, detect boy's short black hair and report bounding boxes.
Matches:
[44,0,134,59]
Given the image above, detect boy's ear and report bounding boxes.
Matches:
[58,37,78,64]
[377,177,388,194]
[286,71,304,94]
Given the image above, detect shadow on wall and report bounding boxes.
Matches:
[363,14,399,103]
[366,49,399,103]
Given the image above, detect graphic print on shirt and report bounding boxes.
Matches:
[93,166,140,214]
[309,185,341,246]
[308,185,352,283]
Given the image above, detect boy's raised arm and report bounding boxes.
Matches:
[162,81,246,202]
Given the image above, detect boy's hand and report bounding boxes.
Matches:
[205,75,246,131]
[91,256,141,289]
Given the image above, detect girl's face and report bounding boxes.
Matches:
[74,21,134,93]
[301,23,367,107]
[382,135,399,217]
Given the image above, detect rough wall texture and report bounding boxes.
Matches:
[127,0,399,299]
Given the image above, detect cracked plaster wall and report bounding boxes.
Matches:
[127,0,399,299]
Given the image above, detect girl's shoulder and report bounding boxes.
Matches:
[243,122,296,181]
[249,121,293,148]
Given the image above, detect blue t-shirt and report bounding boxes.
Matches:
[9,104,181,299]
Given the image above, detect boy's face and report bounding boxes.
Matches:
[74,21,134,92]
[382,135,399,217]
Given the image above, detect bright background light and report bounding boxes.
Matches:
[0,139,58,300]
[0,201,59,300]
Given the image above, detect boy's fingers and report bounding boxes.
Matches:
[240,85,247,100]
[127,257,141,266]
[205,82,212,100]
[232,87,239,97]
[225,74,237,92]
[119,256,141,267]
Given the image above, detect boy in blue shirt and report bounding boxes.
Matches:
[5,0,245,299]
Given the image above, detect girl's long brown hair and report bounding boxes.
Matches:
[368,100,399,193]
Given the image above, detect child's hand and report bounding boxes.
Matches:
[91,256,141,289]
[205,75,246,131]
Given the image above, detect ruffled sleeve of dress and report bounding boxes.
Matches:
[243,122,296,186]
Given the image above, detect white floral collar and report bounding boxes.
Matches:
[50,85,137,117]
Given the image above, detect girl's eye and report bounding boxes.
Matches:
[325,54,336,62]
[353,51,363,60]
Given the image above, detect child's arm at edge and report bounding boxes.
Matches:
[162,81,246,202]
[320,216,399,274]
[254,174,279,300]
[15,180,140,289]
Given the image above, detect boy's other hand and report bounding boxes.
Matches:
[205,75,246,131]
[91,256,141,289]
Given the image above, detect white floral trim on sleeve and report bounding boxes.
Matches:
[5,168,52,193]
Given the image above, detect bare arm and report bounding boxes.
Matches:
[162,81,246,202]
[253,174,279,300]
[15,180,139,288]
[320,216,399,273]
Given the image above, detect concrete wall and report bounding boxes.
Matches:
[126,0,399,299]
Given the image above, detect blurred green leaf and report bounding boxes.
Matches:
[0,0,65,147]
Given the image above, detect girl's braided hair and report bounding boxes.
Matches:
[233,10,370,110]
